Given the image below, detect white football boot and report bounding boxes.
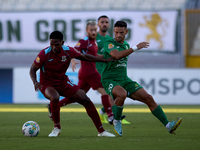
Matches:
[98,130,116,137]
[48,127,61,137]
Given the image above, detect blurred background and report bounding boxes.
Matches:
[0,0,200,104]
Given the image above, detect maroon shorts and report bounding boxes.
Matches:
[40,79,80,100]
[78,71,103,93]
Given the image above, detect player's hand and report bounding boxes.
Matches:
[34,82,43,92]
[136,42,149,50]
[106,57,116,62]
[71,59,79,72]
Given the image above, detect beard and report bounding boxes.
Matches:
[89,34,97,39]
[115,37,124,43]
[101,27,108,33]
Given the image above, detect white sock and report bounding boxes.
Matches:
[165,122,170,129]
[99,109,105,115]
[108,115,114,122]
[113,119,121,123]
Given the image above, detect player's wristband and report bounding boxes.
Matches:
[131,46,138,51]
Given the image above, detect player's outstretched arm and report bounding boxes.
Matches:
[29,63,43,91]
[136,42,149,50]
[96,54,103,58]
[110,42,149,60]
[76,53,114,62]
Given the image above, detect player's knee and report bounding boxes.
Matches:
[145,94,155,105]
[114,91,127,101]
[78,96,91,105]
[119,91,127,101]
[83,96,91,104]
[50,96,59,102]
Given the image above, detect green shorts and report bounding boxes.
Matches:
[96,62,105,74]
[101,77,143,99]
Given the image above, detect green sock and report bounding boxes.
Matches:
[112,105,115,113]
[152,105,169,126]
[101,107,106,113]
[113,105,123,120]
[101,105,115,114]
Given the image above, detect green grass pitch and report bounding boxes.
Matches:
[0,104,200,150]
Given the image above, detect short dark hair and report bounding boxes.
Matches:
[49,31,63,40]
[114,21,127,28]
[98,15,109,21]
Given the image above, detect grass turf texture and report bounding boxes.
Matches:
[0,104,200,150]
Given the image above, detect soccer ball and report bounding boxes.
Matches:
[22,121,40,137]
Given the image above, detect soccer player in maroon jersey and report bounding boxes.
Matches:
[29,31,115,137]
[58,21,115,123]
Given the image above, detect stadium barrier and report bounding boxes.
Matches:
[1,67,199,104]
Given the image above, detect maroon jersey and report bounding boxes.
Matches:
[75,36,98,76]
[34,45,81,86]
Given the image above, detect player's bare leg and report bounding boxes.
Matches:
[112,85,127,136]
[131,88,182,134]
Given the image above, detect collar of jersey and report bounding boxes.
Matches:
[113,38,126,46]
[97,32,106,38]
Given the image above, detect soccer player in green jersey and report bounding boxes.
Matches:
[101,21,182,136]
[96,15,130,124]
[96,16,112,74]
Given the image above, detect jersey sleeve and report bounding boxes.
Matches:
[34,50,47,68]
[125,41,130,49]
[74,39,87,53]
[69,47,81,58]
